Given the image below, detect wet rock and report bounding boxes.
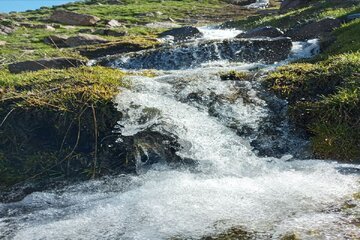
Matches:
[237,26,284,38]
[0,40,6,46]
[280,0,311,11]
[103,37,292,70]
[50,10,100,26]
[8,58,86,73]
[158,26,203,41]
[286,18,341,40]
[343,13,360,23]
[106,19,122,28]
[65,33,109,47]
[44,34,69,48]
[225,0,257,6]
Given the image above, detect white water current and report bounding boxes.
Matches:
[0,28,359,239]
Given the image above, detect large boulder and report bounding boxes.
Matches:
[8,58,85,73]
[237,26,284,38]
[50,10,100,26]
[280,0,311,11]
[101,37,292,70]
[65,34,109,47]
[286,18,342,40]
[158,26,203,41]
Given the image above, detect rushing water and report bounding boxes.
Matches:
[0,28,359,239]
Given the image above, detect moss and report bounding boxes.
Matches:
[220,70,250,81]
[265,53,360,161]
[0,66,130,187]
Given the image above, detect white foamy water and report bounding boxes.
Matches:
[198,26,243,40]
[246,0,269,9]
[0,29,359,240]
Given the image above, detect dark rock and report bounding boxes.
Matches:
[225,0,257,6]
[343,13,360,23]
[237,26,284,38]
[8,58,86,73]
[65,34,109,47]
[280,0,311,11]
[50,10,100,26]
[102,37,292,70]
[44,35,69,48]
[78,41,154,58]
[158,26,203,41]
[286,18,342,40]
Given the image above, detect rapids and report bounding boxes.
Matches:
[0,27,359,240]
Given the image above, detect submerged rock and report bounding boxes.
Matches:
[237,26,284,38]
[8,58,85,73]
[102,37,292,70]
[158,26,203,41]
[50,10,100,26]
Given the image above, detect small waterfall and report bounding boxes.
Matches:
[0,29,359,240]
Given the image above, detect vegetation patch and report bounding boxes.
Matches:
[0,66,130,187]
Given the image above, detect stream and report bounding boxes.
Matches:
[0,27,360,239]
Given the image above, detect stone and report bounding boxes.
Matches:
[0,40,6,46]
[286,18,342,40]
[20,23,56,31]
[78,40,157,58]
[158,26,203,41]
[102,37,293,70]
[343,13,360,23]
[44,35,69,48]
[8,58,86,73]
[0,25,15,35]
[106,19,122,28]
[50,10,100,26]
[280,0,311,11]
[225,0,256,6]
[237,26,284,38]
[65,34,109,47]
[145,22,181,29]
[94,28,128,37]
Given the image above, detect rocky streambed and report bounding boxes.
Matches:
[0,26,359,239]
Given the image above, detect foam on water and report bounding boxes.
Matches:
[0,29,359,239]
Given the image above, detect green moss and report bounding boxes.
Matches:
[0,66,129,187]
[265,53,360,161]
[220,70,250,81]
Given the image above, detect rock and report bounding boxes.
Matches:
[225,0,256,6]
[286,18,342,40]
[237,26,284,38]
[78,40,157,58]
[94,28,128,37]
[20,23,56,31]
[280,0,311,11]
[0,40,6,46]
[145,22,181,29]
[158,26,203,41]
[0,25,15,35]
[343,13,360,23]
[106,19,122,28]
[65,34,109,47]
[8,58,86,73]
[44,35,69,48]
[102,37,292,70]
[50,10,100,26]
